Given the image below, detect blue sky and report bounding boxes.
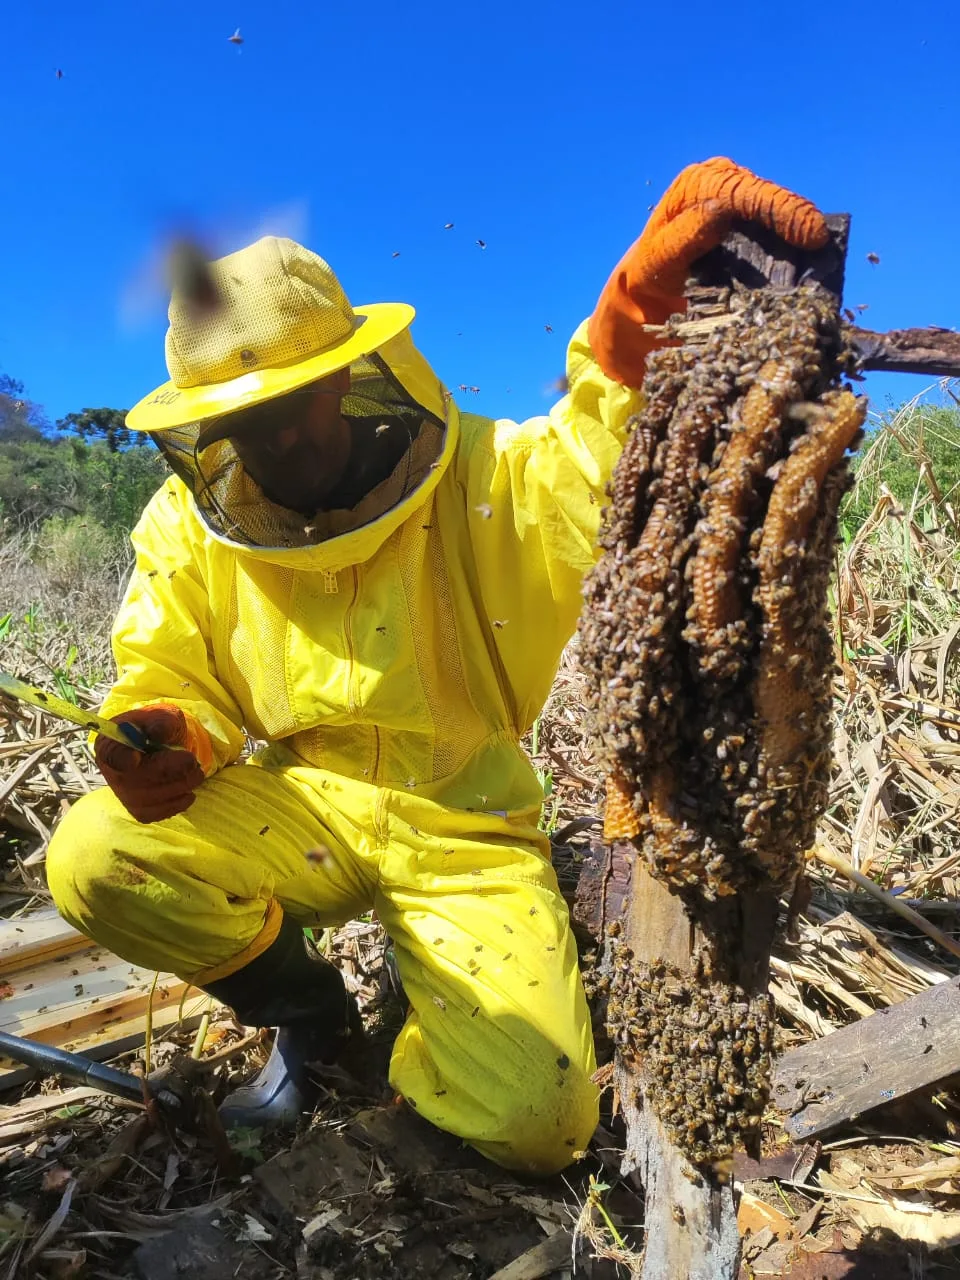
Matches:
[2,0,958,428]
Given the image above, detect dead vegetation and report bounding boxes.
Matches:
[3,389,960,1276]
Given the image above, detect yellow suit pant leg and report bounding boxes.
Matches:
[48,761,598,1173]
[374,802,599,1175]
[46,761,377,981]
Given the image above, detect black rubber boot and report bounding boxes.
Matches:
[202,914,363,1129]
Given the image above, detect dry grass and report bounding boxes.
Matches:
[1,523,129,686]
[1,529,130,898]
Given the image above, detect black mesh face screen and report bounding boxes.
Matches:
[151,354,446,549]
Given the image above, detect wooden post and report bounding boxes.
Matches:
[615,860,780,1277]
[582,216,856,1279]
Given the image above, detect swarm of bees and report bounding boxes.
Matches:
[579,281,867,1164]
[606,941,773,1165]
[579,284,866,902]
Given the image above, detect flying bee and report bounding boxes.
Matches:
[866,252,880,265]
[167,238,222,317]
[228,27,244,44]
[476,239,487,249]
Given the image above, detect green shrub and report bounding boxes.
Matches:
[841,402,960,539]
[0,435,167,536]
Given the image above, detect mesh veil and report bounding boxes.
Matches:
[151,353,445,549]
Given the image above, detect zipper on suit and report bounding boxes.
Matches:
[344,566,381,784]
[344,566,361,720]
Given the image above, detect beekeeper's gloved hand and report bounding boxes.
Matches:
[589,157,829,388]
[94,703,212,823]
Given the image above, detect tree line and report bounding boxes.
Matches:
[0,374,168,543]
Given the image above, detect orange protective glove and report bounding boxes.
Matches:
[588,157,829,388]
[94,703,214,824]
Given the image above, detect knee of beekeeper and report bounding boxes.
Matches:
[476,1042,600,1176]
[46,787,148,936]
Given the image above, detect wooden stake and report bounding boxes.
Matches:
[811,844,960,962]
[601,215,853,1280]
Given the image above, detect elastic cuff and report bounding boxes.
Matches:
[189,898,283,985]
[146,701,218,776]
[183,715,217,777]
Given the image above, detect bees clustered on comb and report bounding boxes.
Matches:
[579,284,867,902]
[606,941,774,1166]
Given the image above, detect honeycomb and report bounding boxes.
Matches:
[582,282,866,1166]
[580,284,866,900]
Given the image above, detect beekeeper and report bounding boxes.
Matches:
[47,158,826,1173]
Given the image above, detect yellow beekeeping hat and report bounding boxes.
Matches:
[126,236,415,433]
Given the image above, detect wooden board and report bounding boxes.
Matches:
[0,909,84,974]
[772,976,960,1140]
[0,909,216,1090]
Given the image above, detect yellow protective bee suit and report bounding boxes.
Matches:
[47,305,643,1173]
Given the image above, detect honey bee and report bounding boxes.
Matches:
[443,222,454,230]
[228,27,243,44]
[476,239,487,250]
[167,239,222,317]
[866,252,880,265]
